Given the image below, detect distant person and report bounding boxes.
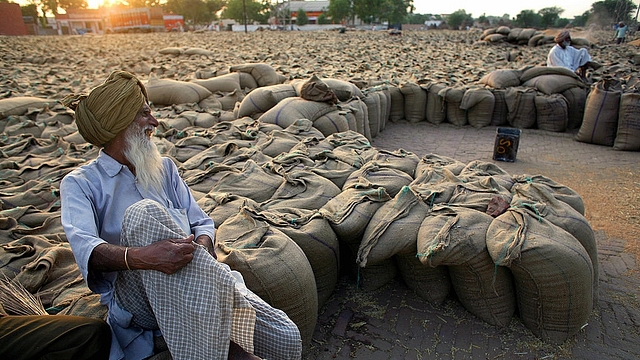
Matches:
[547,30,601,79]
[614,22,628,44]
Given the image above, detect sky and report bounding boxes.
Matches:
[412,0,595,18]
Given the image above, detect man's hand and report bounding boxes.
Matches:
[130,235,196,274]
[195,234,216,258]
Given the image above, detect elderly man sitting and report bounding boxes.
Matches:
[60,70,302,360]
[547,30,601,79]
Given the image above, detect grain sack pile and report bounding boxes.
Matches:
[0,30,634,355]
[1,104,597,344]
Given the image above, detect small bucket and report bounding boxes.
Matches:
[493,127,521,162]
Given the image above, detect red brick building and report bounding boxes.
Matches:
[0,3,28,36]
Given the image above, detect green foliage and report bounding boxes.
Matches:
[328,0,352,23]
[555,18,570,28]
[20,4,39,18]
[572,10,591,27]
[514,9,541,28]
[590,0,637,25]
[296,8,308,25]
[354,0,385,23]
[383,0,412,25]
[407,13,429,24]
[539,6,563,28]
[446,9,473,30]
[220,0,268,24]
[317,12,330,24]
[165,0,223,25]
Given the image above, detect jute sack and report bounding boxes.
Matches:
[342,98,370,140]
[229,63,286,87]
[490,88,509,126]
[522,74,586,95]
[357,186,430,268]
[511,174,585,215]
[414,153,466,177]
[505,87,537,129]
[484,34,506,43]
[422,82,447,125]
[507,28,522,42]
[374,87,391,132]
[183,163,239,193]
[307,152,358,189]
[517,28,538,43]
[461,87,495,128]
[172,135,216,163]
[478,69,523,89]
[180,142,245,170]
[388,85,405,122]
[447,176,512,212]
[510,182,598,304]
[313,109,351,137]
[215,207,318,349]
[2,119,45,138]
[528,34,545,47]
[320,182,391,247]
[291,77,364,102]
[362,91,382,137]
[561,87,587,130]
[613,92,640,151]
[400,82,427,123]
[258,97,337,130]
[267,150,315,176]
[575,79,622,146]
[395,253,451,305]
[535,93,569,132]
[496,26,510,35]
[210,160,284,203]
[356,257,398,291]
[260,169,342,211]
[370,149,420,178]
[191,72,242,93]
[0,97,55,120]
[342,162,413,197]
[239,206,339,309]
[197,192,260,227]
[236,84,297,118]
[520,66,582,83]
[255,130,303,158]
[458,160,514,191]
[410,167,462,207]
[416,205,516,327]
[438,86,467,126]
[145,76,212,106]
[486,208,593,343]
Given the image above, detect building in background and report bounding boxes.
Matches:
[0,3,28,36]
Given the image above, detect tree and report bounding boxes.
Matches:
[382,0,413,25]
[221,0,269,24]
[538,6,563,28]
[165,0,221,25]
[407,13,429,24]
[590,0,637,25]
[514,9,541,28]
[20,3,39,19]
[296,8,308,25]
[354,0,384,24]
[317,12,330,24]
[572,10,591,27]
[446,9,473,30]
[328,0,352,24]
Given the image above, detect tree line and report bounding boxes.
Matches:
[8,0,638,30]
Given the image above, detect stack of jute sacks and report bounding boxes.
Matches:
[0,62,605,350]
[477,26,592,48]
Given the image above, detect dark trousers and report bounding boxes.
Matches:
[0,315,111,360]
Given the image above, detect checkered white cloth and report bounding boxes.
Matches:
[116,199,302,359]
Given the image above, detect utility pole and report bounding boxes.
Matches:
[242,0,247,33]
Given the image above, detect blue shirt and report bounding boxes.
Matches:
[60,151,215,359]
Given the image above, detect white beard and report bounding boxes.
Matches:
[123,123,164,194]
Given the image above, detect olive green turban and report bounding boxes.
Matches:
[61,70,148,146]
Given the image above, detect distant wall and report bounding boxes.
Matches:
[0,3,28,36]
